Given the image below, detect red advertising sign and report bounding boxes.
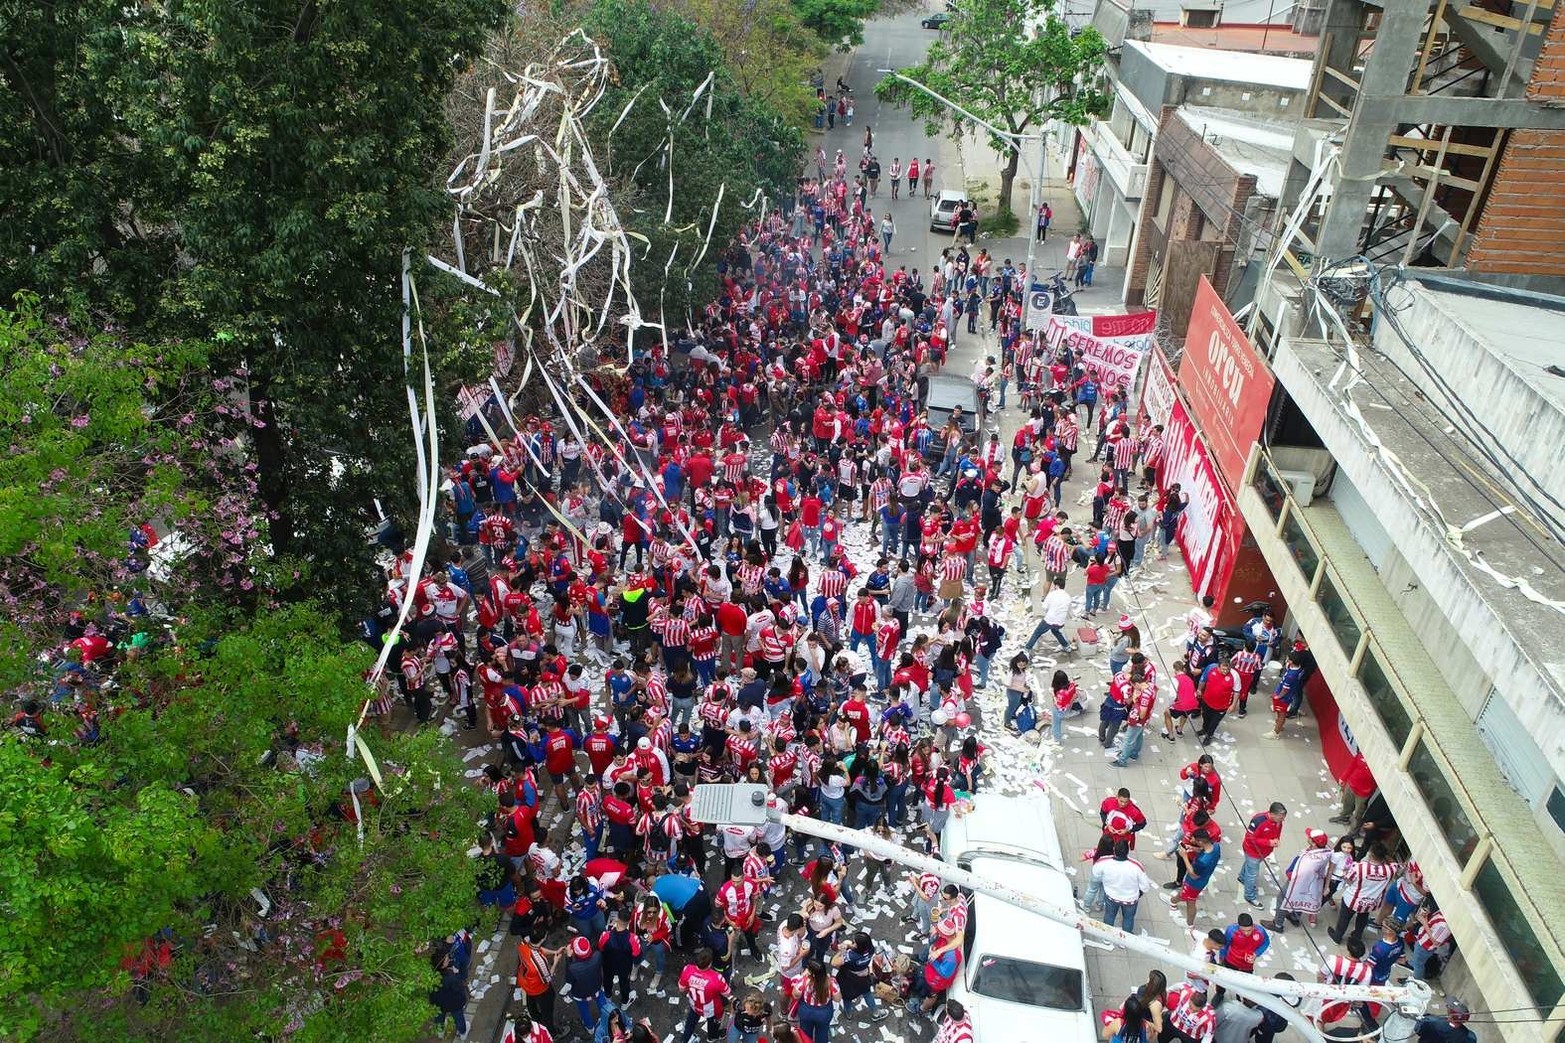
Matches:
[1162,400,1242,604]
[1177,276,1274,491]
[1091,310,1157,338]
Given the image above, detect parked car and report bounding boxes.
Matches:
[922,12,952,29]
[921,373,982,459]
[940,794,1095,1043]
[930,189,965,232]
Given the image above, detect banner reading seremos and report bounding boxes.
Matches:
[1043,311,1156,394]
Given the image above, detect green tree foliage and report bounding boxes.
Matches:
[0,300,269,690]
[577,0,805,319]
[0,302,485,1040]
[0,605,484,1042]
[875,0,1106,216]
[1,0,507,614]
[671,0,826,126]
[792,0,882,49]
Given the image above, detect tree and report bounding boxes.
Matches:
[1,0,507,617]
[0,302,486,1040]
[0,604,485,1042]
[0,298,267,691]
[792,0,882,49]
[875,0,1107,217]
[668,0,826,126]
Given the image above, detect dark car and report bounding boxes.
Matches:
[922,12,952,29]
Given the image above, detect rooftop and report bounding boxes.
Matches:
[1176,105,1296,196]
[1284,333,1565,697]
[1125,39,1315,89]
[1418,283,1565,416]
[1149,23,1322,56]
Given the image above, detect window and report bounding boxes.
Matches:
[1252,462,1287,521]
[1406,738,1482,865]
[1549,785,1565,835]
[1358,650,1413,751]
[969,954,1085,1010]
[1154,174,1175,231]
[1317,572,1362,657]
[1471,857,1565,1013]
[1280,511,1319,583]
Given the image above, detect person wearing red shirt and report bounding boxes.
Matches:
[1195,659,1238,745]
[847,589,878,657]
[677,947,731,1043]
[1332,751,1377,834]
[837,687,872,745]
[715,864,764,959]
[1220,912,1272,972]
[1240,802,1288,906]
[582,718,618,778]
[1099,788,1147,850]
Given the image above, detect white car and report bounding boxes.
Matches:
[940,794,1095,1043]
[930,189,965,232]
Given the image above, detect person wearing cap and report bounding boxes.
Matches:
[1414,999,1475,1043]
[563,935,607,1030]
[1270,827,1332,932]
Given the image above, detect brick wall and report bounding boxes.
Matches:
[1125,106,1180,308]
[1467,4,1565,276]
[1466,130,1565,276]
[1126,106,1259,326]
[1526,1,1565,101]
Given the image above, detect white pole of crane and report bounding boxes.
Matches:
[767,810,1431,1043]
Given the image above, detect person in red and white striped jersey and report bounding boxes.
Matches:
[817,559,849,601]
[1164,982,1216,1043]
[932,1000,974,1043]
[1329,844,1403,946]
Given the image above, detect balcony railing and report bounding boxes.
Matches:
[1247,448,1565,1021]
[1085,120,1150,200]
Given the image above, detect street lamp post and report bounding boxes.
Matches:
[878,69,1049,298]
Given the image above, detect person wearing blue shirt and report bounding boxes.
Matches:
[1173,834,1222,927]
[661,458,684,503]
[880,502,905,557]
[1368,921,1406,986]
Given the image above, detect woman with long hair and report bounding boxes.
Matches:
[922,766,957,848]
[794,960,841,1043]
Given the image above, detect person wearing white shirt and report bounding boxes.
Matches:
[1092,841,1156,933]
[1025,579,1076,653]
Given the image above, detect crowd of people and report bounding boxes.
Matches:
[373,124,1469,1043]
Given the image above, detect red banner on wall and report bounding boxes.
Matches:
[1177,276,1274,491]
[1163,400,1242,604]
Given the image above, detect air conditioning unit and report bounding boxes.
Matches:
[1276,468,1317,507]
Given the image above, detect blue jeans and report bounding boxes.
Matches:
[1004,688,1025,728]
[572,910,606,938]
[1239,855,1264,903]
[886,781,908,826]
[882,527,902,557]
[1085,583,1105,614]
[1103,897,1139,934]
[642,939,668,975]
[849,631,873,657]
[1082,874,1105,916]
[797,1000,834,1043]
[436,1009,469,1035]
[1115,724,1145,765]
[1027,618,1070,651]
[574,991,607,1028]
[974,652,993,689]
[672,696,695,729]
[1409,945,1439,980]
[1103,574,1121,608]
[1051,705,1066,742]
[818,792,845,825]
[874,653,891,692]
